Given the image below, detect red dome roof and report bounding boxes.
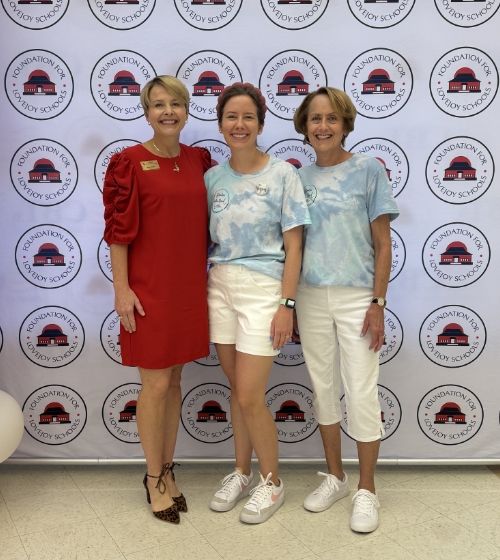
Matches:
[199,71,221,80]
[33,158,55,168]
[445,241,467,251]
[279,400,300,409]
[124,400,137,408]
[440,402,461,412]
[367,69,390,80]
[375,157,387,167]
[202,400,222,410]
[28,69,50,80]
[450,156,472,166]
[114,70,135,81]
[454,67,476,79]
[38,243,59,252]
[44,402,65,412]
[282,70,304,81]
[211,159,219,167]
[41,324,63,334]
[443,323,463,333]
[286,158,302,169]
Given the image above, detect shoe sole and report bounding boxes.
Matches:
[350,520,378,533]
[239,491,285,524]
[209,483,255,512]
[303,486,350,513]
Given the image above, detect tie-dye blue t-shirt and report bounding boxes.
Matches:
[298,153,399,288]
[206,156,311,280]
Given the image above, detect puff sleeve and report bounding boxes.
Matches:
[195,147,212,173]
[103,150,139,245]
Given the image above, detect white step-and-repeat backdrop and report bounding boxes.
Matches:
[1,0,499,460]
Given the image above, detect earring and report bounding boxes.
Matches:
[185,119,188,123]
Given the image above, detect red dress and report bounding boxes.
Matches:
[103,143,211,369]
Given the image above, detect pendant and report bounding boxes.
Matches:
[255,182,268,196]
[173,162,180,172]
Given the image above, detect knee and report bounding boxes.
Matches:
[237,391,263,417]
[169,368,182,389]
[141,375,170,399]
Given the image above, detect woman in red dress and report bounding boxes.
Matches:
[103,76,211,523]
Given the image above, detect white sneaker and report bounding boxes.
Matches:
[303,472,350,512]
[210,468,255,512]
[350,489,380,533]
[239,473,285,524]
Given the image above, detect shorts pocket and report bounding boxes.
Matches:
[244,270,282,299]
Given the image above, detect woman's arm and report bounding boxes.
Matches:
[271,225,303,350]
[361,214,392,351]
[110,243,145,333]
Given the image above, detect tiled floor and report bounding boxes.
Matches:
[1,463,500,560]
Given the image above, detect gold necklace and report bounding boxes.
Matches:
[152,141,180,172]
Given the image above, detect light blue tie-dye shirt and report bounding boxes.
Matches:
[206,156,311,280]
[299,153,399,288]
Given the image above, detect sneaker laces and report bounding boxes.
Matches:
[218,469,250,498]
[313,472,341,497]
[352,489,380,516]
[246,473,273,512]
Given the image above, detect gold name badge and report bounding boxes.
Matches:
[140,160,160,171]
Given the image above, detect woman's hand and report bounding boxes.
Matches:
[114,286,145,333]
[271,306,293,350]
[361,303,385,352]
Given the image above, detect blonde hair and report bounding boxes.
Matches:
[293,87,357,147]
[140,75,190,114]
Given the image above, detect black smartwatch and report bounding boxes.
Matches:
[372,297,387,307]
[280,298,296,309]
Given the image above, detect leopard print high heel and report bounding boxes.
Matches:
[143,464,179,523]
[166,462,188,512]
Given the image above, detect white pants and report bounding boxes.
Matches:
[295,285,383,442]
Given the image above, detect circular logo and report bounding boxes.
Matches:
[347,0,415,28]
[90,50,156,121]
[425,136,494,205]
[266,138,316,170]
[181,383,233,444]
[419,305,487,368]
[344,48,413,119]
[303,184,317,206]
[97,238,113,282]
[94,139,139,192]
[100,310,123,364]
[19,306,85,368]
[87,0,156,30]
[260,0,329,30]
[194,342,221,366]
[434,0,500,28]
[349,138,409,198]
[22,385,87,445]
[5,49,74,120]
[15,225,82,289]
[430,47,499,118]
[10,139,78,206]
[212,189,229,213]
[417,384,483,445]
[1,0,69,29]
[190,139,230,167]
[259,50,327,121]
[274,336,304,367]
[379,308,403,366]
[390,228,406,282]
[341,384,402,441]
[176,50,242,121]
[422,223,491,288]
[174,0,243,30]
[102,383,141,443]
[266,383,318,443]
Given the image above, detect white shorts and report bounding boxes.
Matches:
[295,285,383,443]
[207,264,282,356]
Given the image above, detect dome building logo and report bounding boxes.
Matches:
[102,383,141,443]
[430,48,498,117]
[15,225,82,288]
[425,136,494,204]
[5,50,74,120]
[177,51,242,121]
[417,385,483,445]
[22,385,87,445]
[344,49,413,119]
[19,306,85,368]
[100,310,124,364]
[10,139,78,206]
[419,305,486,368]
[90,50,156,121]
[422,223,490,288]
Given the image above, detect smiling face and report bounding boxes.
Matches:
[146,84,187,139]
[306,94,347,159]
[220,94,263,152]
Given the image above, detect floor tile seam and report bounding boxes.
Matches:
[1,499,23,541]
[15,514,102,540]
[381,529,420,558]
[272,513,327,556]
[381,513,453,538]
[95,515,141,559]
[308,532,388,558]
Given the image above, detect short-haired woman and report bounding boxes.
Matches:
[206,83,311,524]
[293,87,399,532]
[103,75,211,523]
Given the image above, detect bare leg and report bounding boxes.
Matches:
[137,367,174,512]
[318,422,344,480]
[356,439,380,494]
[161,364,183,498]
[235,352,278,485]
[215,344,253,475]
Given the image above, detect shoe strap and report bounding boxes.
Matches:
[146,463,169,494]
[164,461,180,482]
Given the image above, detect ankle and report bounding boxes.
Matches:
[358,484,376,494]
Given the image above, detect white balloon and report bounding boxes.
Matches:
[0,391,24,463]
